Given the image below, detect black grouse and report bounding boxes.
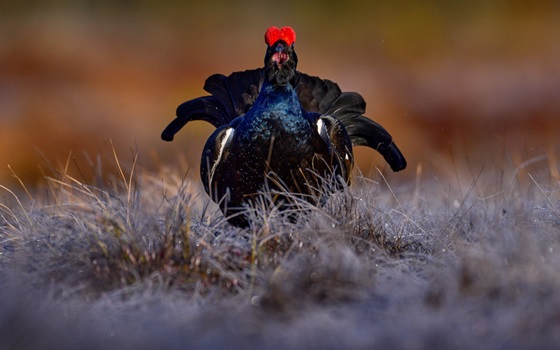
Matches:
[162,26,406,227]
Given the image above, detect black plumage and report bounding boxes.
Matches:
[162,26,406,226]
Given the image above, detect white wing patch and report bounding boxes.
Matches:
[209,127,234,184]
[317,118,330,142]
[221,128,234,151]
[316,119,324,135]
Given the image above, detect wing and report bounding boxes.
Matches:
[316,115,354,182]
[200,124,235,200]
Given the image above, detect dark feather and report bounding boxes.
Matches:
[204,70,264,117]
[202,74,236,117]
[162,70,263,141]
[296,83,407,172]
[296,73,342,113]
[222,69,264,116]
[344,116,407,172]
[324,92,366,119]
[161,96,230,141]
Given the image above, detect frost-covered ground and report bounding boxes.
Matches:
[1,156,560,349]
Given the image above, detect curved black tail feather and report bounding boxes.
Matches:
[161,96,231,141]
[343,116,407,172]
[204,70,264,117]
[323,91,407,172]
[162,70,264,142]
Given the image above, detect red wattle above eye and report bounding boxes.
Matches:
[265,26,296,46]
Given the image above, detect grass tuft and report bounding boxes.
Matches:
[1,151,560,348]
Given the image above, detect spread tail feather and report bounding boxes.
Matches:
[344,116,407,172]
[325,92,406,172]
[161,96,230,141]
[204,70,264,116]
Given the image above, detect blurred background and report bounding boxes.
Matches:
[1,0,559,191]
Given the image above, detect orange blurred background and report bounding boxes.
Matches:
[1,1,559,192]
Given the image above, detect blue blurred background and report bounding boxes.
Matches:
[1,1,559,189]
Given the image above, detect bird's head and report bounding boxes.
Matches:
[264,26,298,86]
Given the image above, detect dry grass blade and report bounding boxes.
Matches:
[528,172,560,218]
[1,151,560,349]
[0,184,32,227]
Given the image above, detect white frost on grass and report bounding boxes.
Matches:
[1,155,560,349]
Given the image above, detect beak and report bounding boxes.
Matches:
[272,42,289,67]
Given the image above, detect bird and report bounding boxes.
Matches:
[162,26,406,227]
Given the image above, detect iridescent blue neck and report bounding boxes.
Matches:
[252,81,302,117]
